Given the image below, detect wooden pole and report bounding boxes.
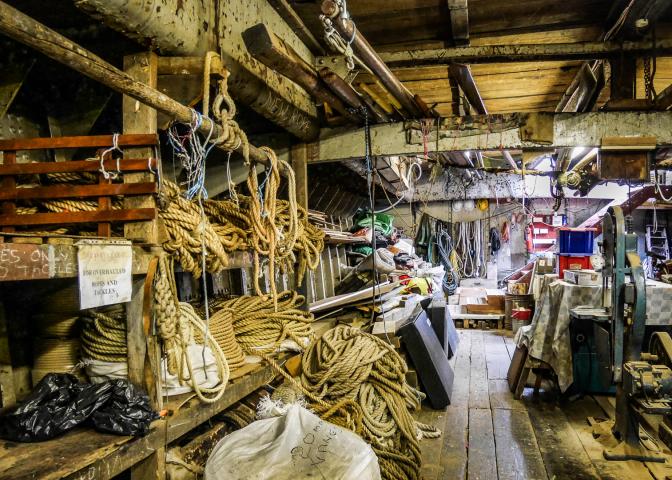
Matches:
[243,24,361,124]
[291,143,309,211]
[0,1,272,166]
[321,0,425,118]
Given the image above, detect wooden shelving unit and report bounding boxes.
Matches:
[0,360,278,480]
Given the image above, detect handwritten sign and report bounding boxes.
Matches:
[77,240,132,309]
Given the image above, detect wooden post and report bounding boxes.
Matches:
[123,52,159,244]
[123,52,165,480]
[610,56,636,100]
[126,277,147,389]
[291,143,309,212]
[0,304,16,411]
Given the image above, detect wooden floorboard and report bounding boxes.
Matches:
[563,396,655,480]
[420,328,662,480]
[468,408,498,480]
[484,331,511,380]
[439,328,471,480]
[526,401,601,480]
[489,379,526,410]
[416,406,446,480]
[493,408,548,480]
[469,331,490,409]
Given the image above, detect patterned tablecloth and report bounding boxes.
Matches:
[515,275,672,392]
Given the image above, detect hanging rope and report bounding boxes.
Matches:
[153,255,230,403]
[436,225,459,295]
[159,179,229,277]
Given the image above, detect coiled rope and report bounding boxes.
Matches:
[80,308,127,362]
[299,326,439,480]
[436,226,459,295]
[159,179,229,277]
[209,291,315,356]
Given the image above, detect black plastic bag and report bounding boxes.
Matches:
[90,379,157,436]
[0,373,158,442]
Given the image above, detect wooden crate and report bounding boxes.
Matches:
[0,134,158,236]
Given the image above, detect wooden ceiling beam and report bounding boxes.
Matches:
[307,112,672,164]
[319,38,672,67]
[447,0,469,46]
[267,0,326,55]
[449,63,487,114]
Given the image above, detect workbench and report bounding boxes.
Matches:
[514,274,672,392]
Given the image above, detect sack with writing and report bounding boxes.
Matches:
[204,403,381,480]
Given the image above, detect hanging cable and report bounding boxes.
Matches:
[436,224,459,295]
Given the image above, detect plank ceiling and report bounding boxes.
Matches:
[292,0,670,114]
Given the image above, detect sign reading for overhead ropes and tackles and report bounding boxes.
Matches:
[76,239,132,309]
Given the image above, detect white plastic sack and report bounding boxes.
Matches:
[86,344,221,396]
[204,404,381,480]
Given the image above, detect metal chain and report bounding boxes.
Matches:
[644,57,653,100]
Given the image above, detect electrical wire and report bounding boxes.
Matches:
[436,224,459,295]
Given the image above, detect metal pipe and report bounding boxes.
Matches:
[318,67,389,123]
[321,0,425,118]
[570,148,599,172]
[0,1,272,166]
[319,68,365,109]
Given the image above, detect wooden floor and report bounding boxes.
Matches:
[415,329,672,480]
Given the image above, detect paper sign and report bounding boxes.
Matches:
[77,240,132,309]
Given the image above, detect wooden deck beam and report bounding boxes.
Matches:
[308,112,672,163]
[315,38,672,67]
[447,0,469,45]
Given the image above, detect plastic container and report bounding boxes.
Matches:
[557,254,592,279]
[558,228,595,255]
[511,308,532,321]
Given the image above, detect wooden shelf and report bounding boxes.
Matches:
[0,243,254,282]
[0,360,278,480]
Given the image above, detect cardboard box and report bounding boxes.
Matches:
[564,269,601,286]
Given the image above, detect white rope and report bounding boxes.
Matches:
[99,133,122,180]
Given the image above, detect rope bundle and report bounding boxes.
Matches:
[300,326,436,480]
[209,291,315,355]
[193,304,247,371]
[159,179,229,277]
[80,307,127,362]
[159,162,325,293]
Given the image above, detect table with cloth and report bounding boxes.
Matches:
[514,274,672,392]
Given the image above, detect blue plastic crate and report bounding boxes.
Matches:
[558,228,595,255]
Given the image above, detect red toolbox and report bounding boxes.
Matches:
[557,254,592,279]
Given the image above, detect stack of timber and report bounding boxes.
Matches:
[450,287,506,329]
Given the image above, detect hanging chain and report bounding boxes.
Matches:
[644,57,654,100]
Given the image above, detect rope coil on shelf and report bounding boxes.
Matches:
[80,307,127,362]
[209,290,315,356]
